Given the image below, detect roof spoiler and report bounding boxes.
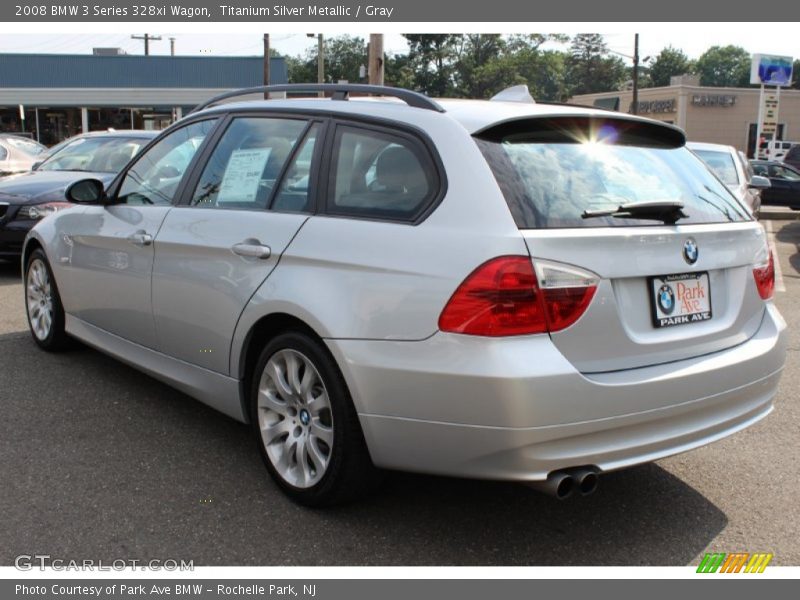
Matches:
[191,84,445,114]
[475,115,686,148]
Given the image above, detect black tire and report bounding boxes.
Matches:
[24,248,72,352]
[250,330,381,507]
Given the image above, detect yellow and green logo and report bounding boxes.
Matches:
[696,552,773,573]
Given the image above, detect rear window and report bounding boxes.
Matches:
[476,118,750,229]
[693,149,740,186]
[5,136,45,155]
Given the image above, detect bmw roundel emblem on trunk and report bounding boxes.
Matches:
[683,238,699,265]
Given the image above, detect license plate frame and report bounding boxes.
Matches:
[648,272,712,328]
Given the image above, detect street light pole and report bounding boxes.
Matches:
[632,34,640,115]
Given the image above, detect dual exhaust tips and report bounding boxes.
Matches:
[527,467,599,500]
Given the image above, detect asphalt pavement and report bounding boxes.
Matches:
[0,222,798,566]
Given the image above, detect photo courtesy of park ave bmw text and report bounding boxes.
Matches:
[1,0,800,596]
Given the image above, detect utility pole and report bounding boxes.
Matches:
[169,37,175,56]
[632,33,640,115]
[263,34,271,98]
[317,34,324,86]
[368,34,384,85]
[131,34,162,56]
[307,34,324,96]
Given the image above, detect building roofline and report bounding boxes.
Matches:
[0,52,278,60]
[570,83,800,101]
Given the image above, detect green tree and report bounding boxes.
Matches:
[649,46,692,87]
[565,34,627,95]
[287,35,367,84]
[402,34,461,96]
[695,45,751,87]
[451,34,518,98]
[384,52,416,89]
[504,43,569,101]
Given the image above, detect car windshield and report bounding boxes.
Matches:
[37,136,148,173]
[477,130,750,229]
[692,149,740,186]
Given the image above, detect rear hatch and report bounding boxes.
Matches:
[475,115,768,373]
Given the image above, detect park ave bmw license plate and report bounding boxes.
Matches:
[649,272,712,328]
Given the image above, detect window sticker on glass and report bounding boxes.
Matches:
[217,148,272,204]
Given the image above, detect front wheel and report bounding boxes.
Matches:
[24,248,71,351]
[250,331,380,506]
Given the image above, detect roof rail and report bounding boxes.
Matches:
[190,84,445,114]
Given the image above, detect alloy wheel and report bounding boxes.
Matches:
[256,349,334,488]
[26,258,54,341]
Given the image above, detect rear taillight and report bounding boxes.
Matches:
[438,256,598,337]
[533,260,599,332]
[753,250,775,300]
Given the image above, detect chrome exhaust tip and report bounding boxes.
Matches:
[572,467,600,496]
[527,471,575,500]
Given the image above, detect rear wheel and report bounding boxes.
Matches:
[24,248,71,351]
[250,330,380,506]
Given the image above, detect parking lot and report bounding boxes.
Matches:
[0,219,798,567]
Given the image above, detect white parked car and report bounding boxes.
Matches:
[0,134,47,176]
[687,141,770,217]
[22,85,786,505]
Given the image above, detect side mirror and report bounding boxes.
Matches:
[65,178,106,204]
[31,161,42,170]
[748,175,771,190]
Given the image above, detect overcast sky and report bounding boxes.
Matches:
[0,31,795,64]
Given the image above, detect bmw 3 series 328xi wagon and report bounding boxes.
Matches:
[22,84,787,505]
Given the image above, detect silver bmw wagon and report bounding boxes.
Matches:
[22,84,787,505]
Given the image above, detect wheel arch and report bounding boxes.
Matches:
[236,312,328,424]
[21,235,44,271]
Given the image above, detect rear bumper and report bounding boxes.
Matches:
[327,304,786,481]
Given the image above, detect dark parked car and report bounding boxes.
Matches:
[751,160,800,210]
[783,145,800,171]
[0,130,157,259]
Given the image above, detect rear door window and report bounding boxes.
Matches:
[327,125,438,221]
[189,116,308,210]
[476,118,750,229]
[271,123,319,213]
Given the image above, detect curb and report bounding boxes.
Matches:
[760,210,800,221]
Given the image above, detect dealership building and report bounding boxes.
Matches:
[569,75,800,157]
[0,52,288,145]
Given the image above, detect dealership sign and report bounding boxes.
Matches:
[629,98,676,114]
[750,54,794,86]
[691,95,737,107]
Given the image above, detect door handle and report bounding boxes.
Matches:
[232,240,271,259]
[127,230,153,246]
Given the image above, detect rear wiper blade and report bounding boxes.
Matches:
[582,200,688,224]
